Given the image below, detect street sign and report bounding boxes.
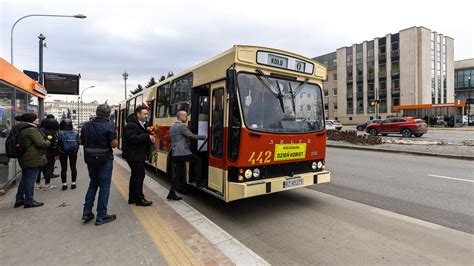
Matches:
[43,72,80,95]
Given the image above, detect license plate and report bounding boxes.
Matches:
[283,178,304,189]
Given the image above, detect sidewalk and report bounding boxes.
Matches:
[0,152,267,265]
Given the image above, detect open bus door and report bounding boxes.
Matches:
[190,85,210,187]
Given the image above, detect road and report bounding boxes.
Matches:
[144,148,473,264]
[313,147,474,233]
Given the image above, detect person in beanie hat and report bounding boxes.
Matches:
[14,113,51,208]
[80,102,118,226]
[36,114,60,190]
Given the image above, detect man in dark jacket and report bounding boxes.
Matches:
[123,105,155,206]
[81,103,118,226]
[14,113,51,208]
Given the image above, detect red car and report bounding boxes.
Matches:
[366,117,428,137]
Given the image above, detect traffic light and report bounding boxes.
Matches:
[370,100,380,106]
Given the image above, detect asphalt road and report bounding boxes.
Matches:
[313,147,474,233]
[145,148,473,264]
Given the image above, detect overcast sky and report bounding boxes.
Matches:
[1,0,473,105]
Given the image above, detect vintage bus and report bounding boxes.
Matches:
[117,45,330,202]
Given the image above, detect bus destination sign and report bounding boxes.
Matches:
[257,51,314,74]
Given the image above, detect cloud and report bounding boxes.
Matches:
[1,0,472,105]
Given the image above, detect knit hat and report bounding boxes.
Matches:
[21,113,38,123]
[96,102,111,119]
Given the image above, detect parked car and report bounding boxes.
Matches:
[356,119,382,131]
[365,117,428,137]
[326,120,342,130]
[325,121,337,131]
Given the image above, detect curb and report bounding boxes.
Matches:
[114,155,269,266]
[327,144,474,161]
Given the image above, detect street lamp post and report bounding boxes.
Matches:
[10,14,86,65]
[79,86,95,128]
[468,76,471,126]
[122,71,129,99]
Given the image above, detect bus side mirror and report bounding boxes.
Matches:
[226,68,237,96]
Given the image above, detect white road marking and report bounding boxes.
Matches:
[371,208,441,230]
[427,174,474,183]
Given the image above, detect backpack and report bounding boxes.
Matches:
[60,130,79,153]
[5,126,31,158]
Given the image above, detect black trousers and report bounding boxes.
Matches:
[37,154,55,184]
[170,154,202,194]
[127,160,145,201]
[60,153,78,183]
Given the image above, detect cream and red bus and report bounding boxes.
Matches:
[117,45,330,202]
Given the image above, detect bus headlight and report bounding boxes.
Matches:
[253,168,261,178]
[244,169,253,179]
[311,162,317,170]
[317,161,323,169]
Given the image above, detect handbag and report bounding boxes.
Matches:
[83,123,110,166]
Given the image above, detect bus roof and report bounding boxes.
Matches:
[119,45,327,106]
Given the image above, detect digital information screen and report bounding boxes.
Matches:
[43,72,80,95]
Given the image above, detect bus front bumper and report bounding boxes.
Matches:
[227,170,330,202]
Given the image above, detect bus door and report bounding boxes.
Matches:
[190,85,210,186]
[118,105,126,149]
[207,82,226,194]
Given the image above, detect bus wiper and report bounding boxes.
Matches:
[292,78,309,97]
[255,69,285,113]
[288,83,296,114]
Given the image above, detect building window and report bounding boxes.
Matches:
[333,73,337,80]
[324,103,328,110]
[323,89,329,97]
[333,88,337,96]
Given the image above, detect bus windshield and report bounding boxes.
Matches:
[237,72,325,133]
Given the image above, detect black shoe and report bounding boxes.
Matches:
[128,199,137,204]
[82,213,95,223]
[14,201,25,208]
[62,185,68,190]
[136,199,153,206]
[71,184,76,189]
[52,174,59,178]
[95,214,116,226]
[24,200,44,208]
[167,193,182,201]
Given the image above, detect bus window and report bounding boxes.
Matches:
[136,95,143,107]
[211,89,224,157]
[170,74,192,116]
[127,97,135,117]
[155,83,170,118]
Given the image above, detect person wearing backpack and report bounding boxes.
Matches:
[80,103,118,226]
[59,118,79,190]
[12,113,51,208]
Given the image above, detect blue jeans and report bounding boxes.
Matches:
[16,167,41,204]
[83,160,113,219]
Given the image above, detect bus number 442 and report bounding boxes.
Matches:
[248,151,272,165]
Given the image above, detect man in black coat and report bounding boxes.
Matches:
[122,105,155,206]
